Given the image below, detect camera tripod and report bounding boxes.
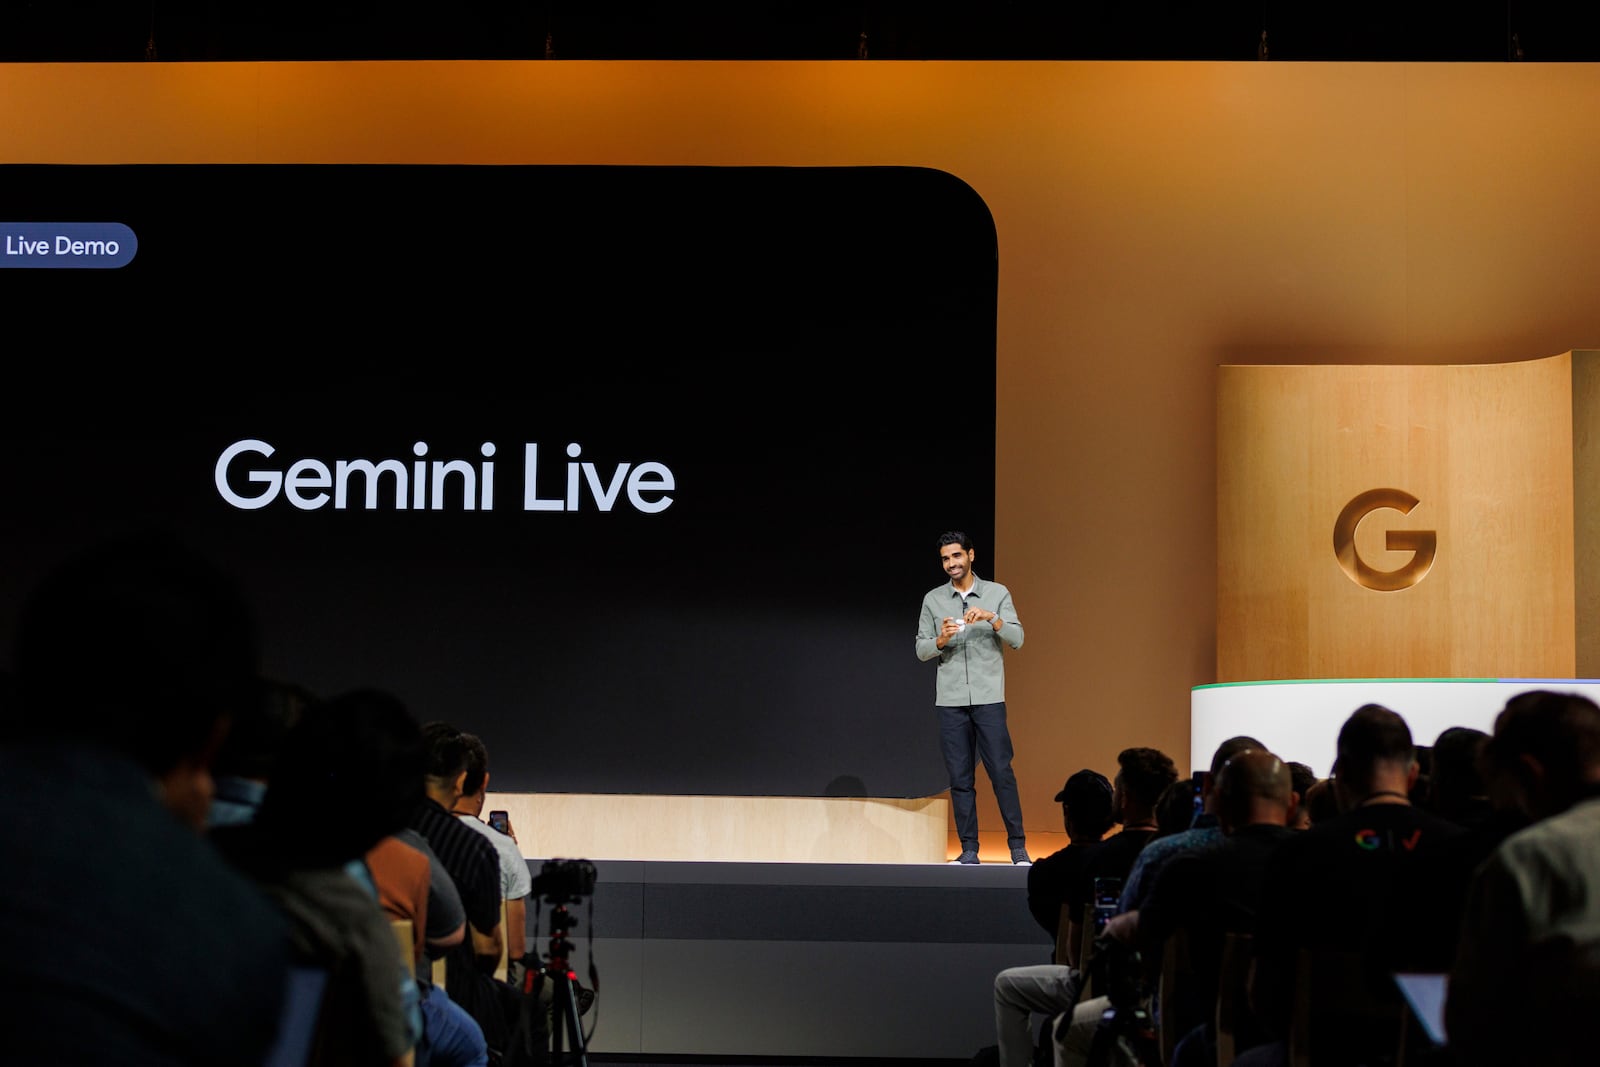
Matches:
[525,898,590,1066]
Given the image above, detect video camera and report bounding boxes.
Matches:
[530,858,597,903]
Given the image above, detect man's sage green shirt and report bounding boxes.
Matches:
[915,576,1023,707]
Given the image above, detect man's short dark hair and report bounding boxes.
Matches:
[460,732,489,798]
[212,677,318,782]
[1155,777,1199,835]
[1429,726,1489,807]
[1287,760,1318,803]
[1334,704,1415,790]
[421,720,469,786]
[1116,746,1180,809]
[256,688,426,869]
[937,531,973,553]
[12,532,259,777]
[1484,690,1600,793]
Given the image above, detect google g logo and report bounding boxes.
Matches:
[1333,489,1437,592]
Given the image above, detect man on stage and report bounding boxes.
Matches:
[916,530,1030,865]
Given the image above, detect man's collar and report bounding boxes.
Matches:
[949,576,984,597]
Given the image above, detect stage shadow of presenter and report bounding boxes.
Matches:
[807,774,908,863]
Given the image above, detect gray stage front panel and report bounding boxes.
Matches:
[638,939,1036,1059]
[527,860,1055,1059]
[557,937,643,1052]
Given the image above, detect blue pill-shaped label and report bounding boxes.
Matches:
[0,223,138,268]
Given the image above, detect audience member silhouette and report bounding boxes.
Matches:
[208,675,314,828]
[1300,775,1341,825]
[1424,725,1492,828]
[1409,742,1434,807]
[212,687,429,1067]
[991,748,1176,1067]
[1028,769,1115,947]
[1286,761,1317,830]
[1117,735,1264,915]
[1050,746,1180,1067]
[1105,748,1297,1067]
[409,720,548,1064]
[1153,776,1199,838]
[366,828,489,1067]
[1240,704,1462,1067]
[453,732,534,979]
[1394,722,1529,975]
[2,533,292,1066]
[397,826,470,958]
[1066,747,1180,967]
[1446,690,1600,1067]
[410,722,505,963]
[199,670,482,1065]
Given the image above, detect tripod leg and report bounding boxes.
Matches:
[549,976,564,1063]
[555,973,589,1067]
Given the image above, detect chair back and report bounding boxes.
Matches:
[1157,928,1194,1067]
[1215,931,1256,1066]
[1287,947,1403,1067]
[388,919,417,1065]
[390,919,416,978]
[1080,903,1099,997]
[1054,900,1074,966]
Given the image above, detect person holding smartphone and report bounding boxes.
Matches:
[451,733,534,974]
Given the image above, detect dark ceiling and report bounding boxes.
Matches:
[5,2,1600,63]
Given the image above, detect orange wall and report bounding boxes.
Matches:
[8,61,1600,842]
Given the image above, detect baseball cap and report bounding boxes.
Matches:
[1054,768,1113,807]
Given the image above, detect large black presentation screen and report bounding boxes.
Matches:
[1,164,998,796]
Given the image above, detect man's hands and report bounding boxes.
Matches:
[935,609,1001,648]
[1103,909,1140,943]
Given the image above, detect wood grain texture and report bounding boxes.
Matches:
[1219,354,1575,681]
[485,792,949,864]
[1574,351,1600,678]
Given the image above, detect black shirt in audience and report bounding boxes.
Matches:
[1137,822,1294,1039]
[1251,802,1462,1039]
[1387,804,1533,972]
[408,795,502,936]
[1028,841,1099,944]
[1066,826,1158,923]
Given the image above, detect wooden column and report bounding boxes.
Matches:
[1217,352,1579,682]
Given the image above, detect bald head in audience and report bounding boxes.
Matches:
[1214,748,1297,833]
